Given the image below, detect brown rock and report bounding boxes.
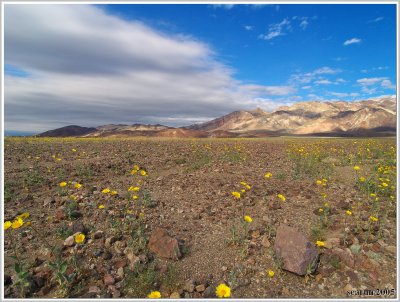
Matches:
[71,220,88,235]
[148,227,182,260]
[261,235,271,247]
[331,248,355,268]
[274,224,319,275]
[195,284,206,292]
[64,236,75,247]
[170,292,181,298]
[55,207,66,220]
[103,274,115,286]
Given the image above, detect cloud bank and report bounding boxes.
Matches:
[5,4,295,132]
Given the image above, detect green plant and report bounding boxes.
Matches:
[122,262,159,297]
[56,225,73,240]
[11,260,31,298]
[24,169,44,187]
[141,191,157,208]
[75,164,94,180]
[49,256,76,297]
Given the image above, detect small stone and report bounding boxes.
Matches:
[71,220,88,235]
[261,235,271,247]
[331,248,355,268]
[184,280,195,293]
[114,260,127,269]
[105,236,117,248]
[324,238,340,249]
[55,207,66,220]
[87,286,101,296]
[43,197,55,207]
[114,241,127,255]
[4,274,12,286]
[94,231,104,239]
[102,251,112,260]
[93,249,103,257]
[221,266,227,271]
[104,274,115,286]
[343,283,354,294]
[170,292,180,298]
[195,284,206,292]
[117,267,124,279]
[64,236,75,247]
[203,285,216,298]
[384,245,396,255]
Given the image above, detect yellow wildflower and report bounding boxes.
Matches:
[244,215,253,223]
[72,148,77,152]
[128,186,140,192]
[321,192,327,199]
[59,182,67,187]
[131,169,138,175]
[240,189,245,193]
[245,184,251,190]
[369,216,378,222]
[74,183,82,189]
[315,240,325,247]
[231,191,241,199]
[111,190,118,196]
[132,195,139,200]
[215,283,231,298]
[277,194,286,202]
[69,195,77,201]
[102,188,110,194]
[264,172,272,179]
[346,210,352,216]
[147,291,161,298]
[11,217,24,229]
[354,166,360,171]
[316,180,322,185]
[318,208,324,213]
[140,170,147,176]
[4,221,12,230]
[74,233,85,244]
[381,183,388,187]
[240,181,247,186]
[133,165,140,171]
[359,177,366,182]
[268,270,275,278]
[98,205,105,209]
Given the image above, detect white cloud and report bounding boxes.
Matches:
[315,79,332,85]
[357,77,385,85]
[299,19,309,30]
[240,84,296,96]
[289,66,341,84]
[211,4,235,10]
[5,5,296,132]
[244,25,253,31]
[330,92,359,98]
[301,86,311,89]
[381,79,395,90]
[356,77,395,94]
[259,18,291,41]
[343,38,362,46]
[369,17,384,23]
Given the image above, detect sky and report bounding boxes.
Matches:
[4,4,397,133]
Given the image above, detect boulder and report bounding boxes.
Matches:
[148,227,182,260]
[274,224,319,275]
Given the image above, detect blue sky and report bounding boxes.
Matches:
[4,4,397,132]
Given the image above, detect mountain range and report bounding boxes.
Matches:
[37,96,396,138]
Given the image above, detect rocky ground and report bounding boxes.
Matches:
[3,137,397,298]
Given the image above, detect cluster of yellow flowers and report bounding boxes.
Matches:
[4,212,29,230]
[131,164,148,176]
[231,181,251,200]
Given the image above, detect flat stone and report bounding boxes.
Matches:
[103,274,115,286]
[148,227,182,260]
[195,284,206,292]
[261,235,271,247]
[170,292,181,298]
[274,224,319,275]
[64,236,75,247]
[184,280,195,293]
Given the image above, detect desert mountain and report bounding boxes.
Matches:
[37,96,396,138]
[190,96,396,136]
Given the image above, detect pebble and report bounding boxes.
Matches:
[195,284,206,292]
[117,267,124,279]
[105,236,117,248]
[170,292,181,298]
[64,236,75,247]
[184,280,195,293]
[94,231,104,239]
[103,274,115,286]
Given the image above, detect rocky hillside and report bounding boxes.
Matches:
[37,96,396,138]
[190,96,396,136]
